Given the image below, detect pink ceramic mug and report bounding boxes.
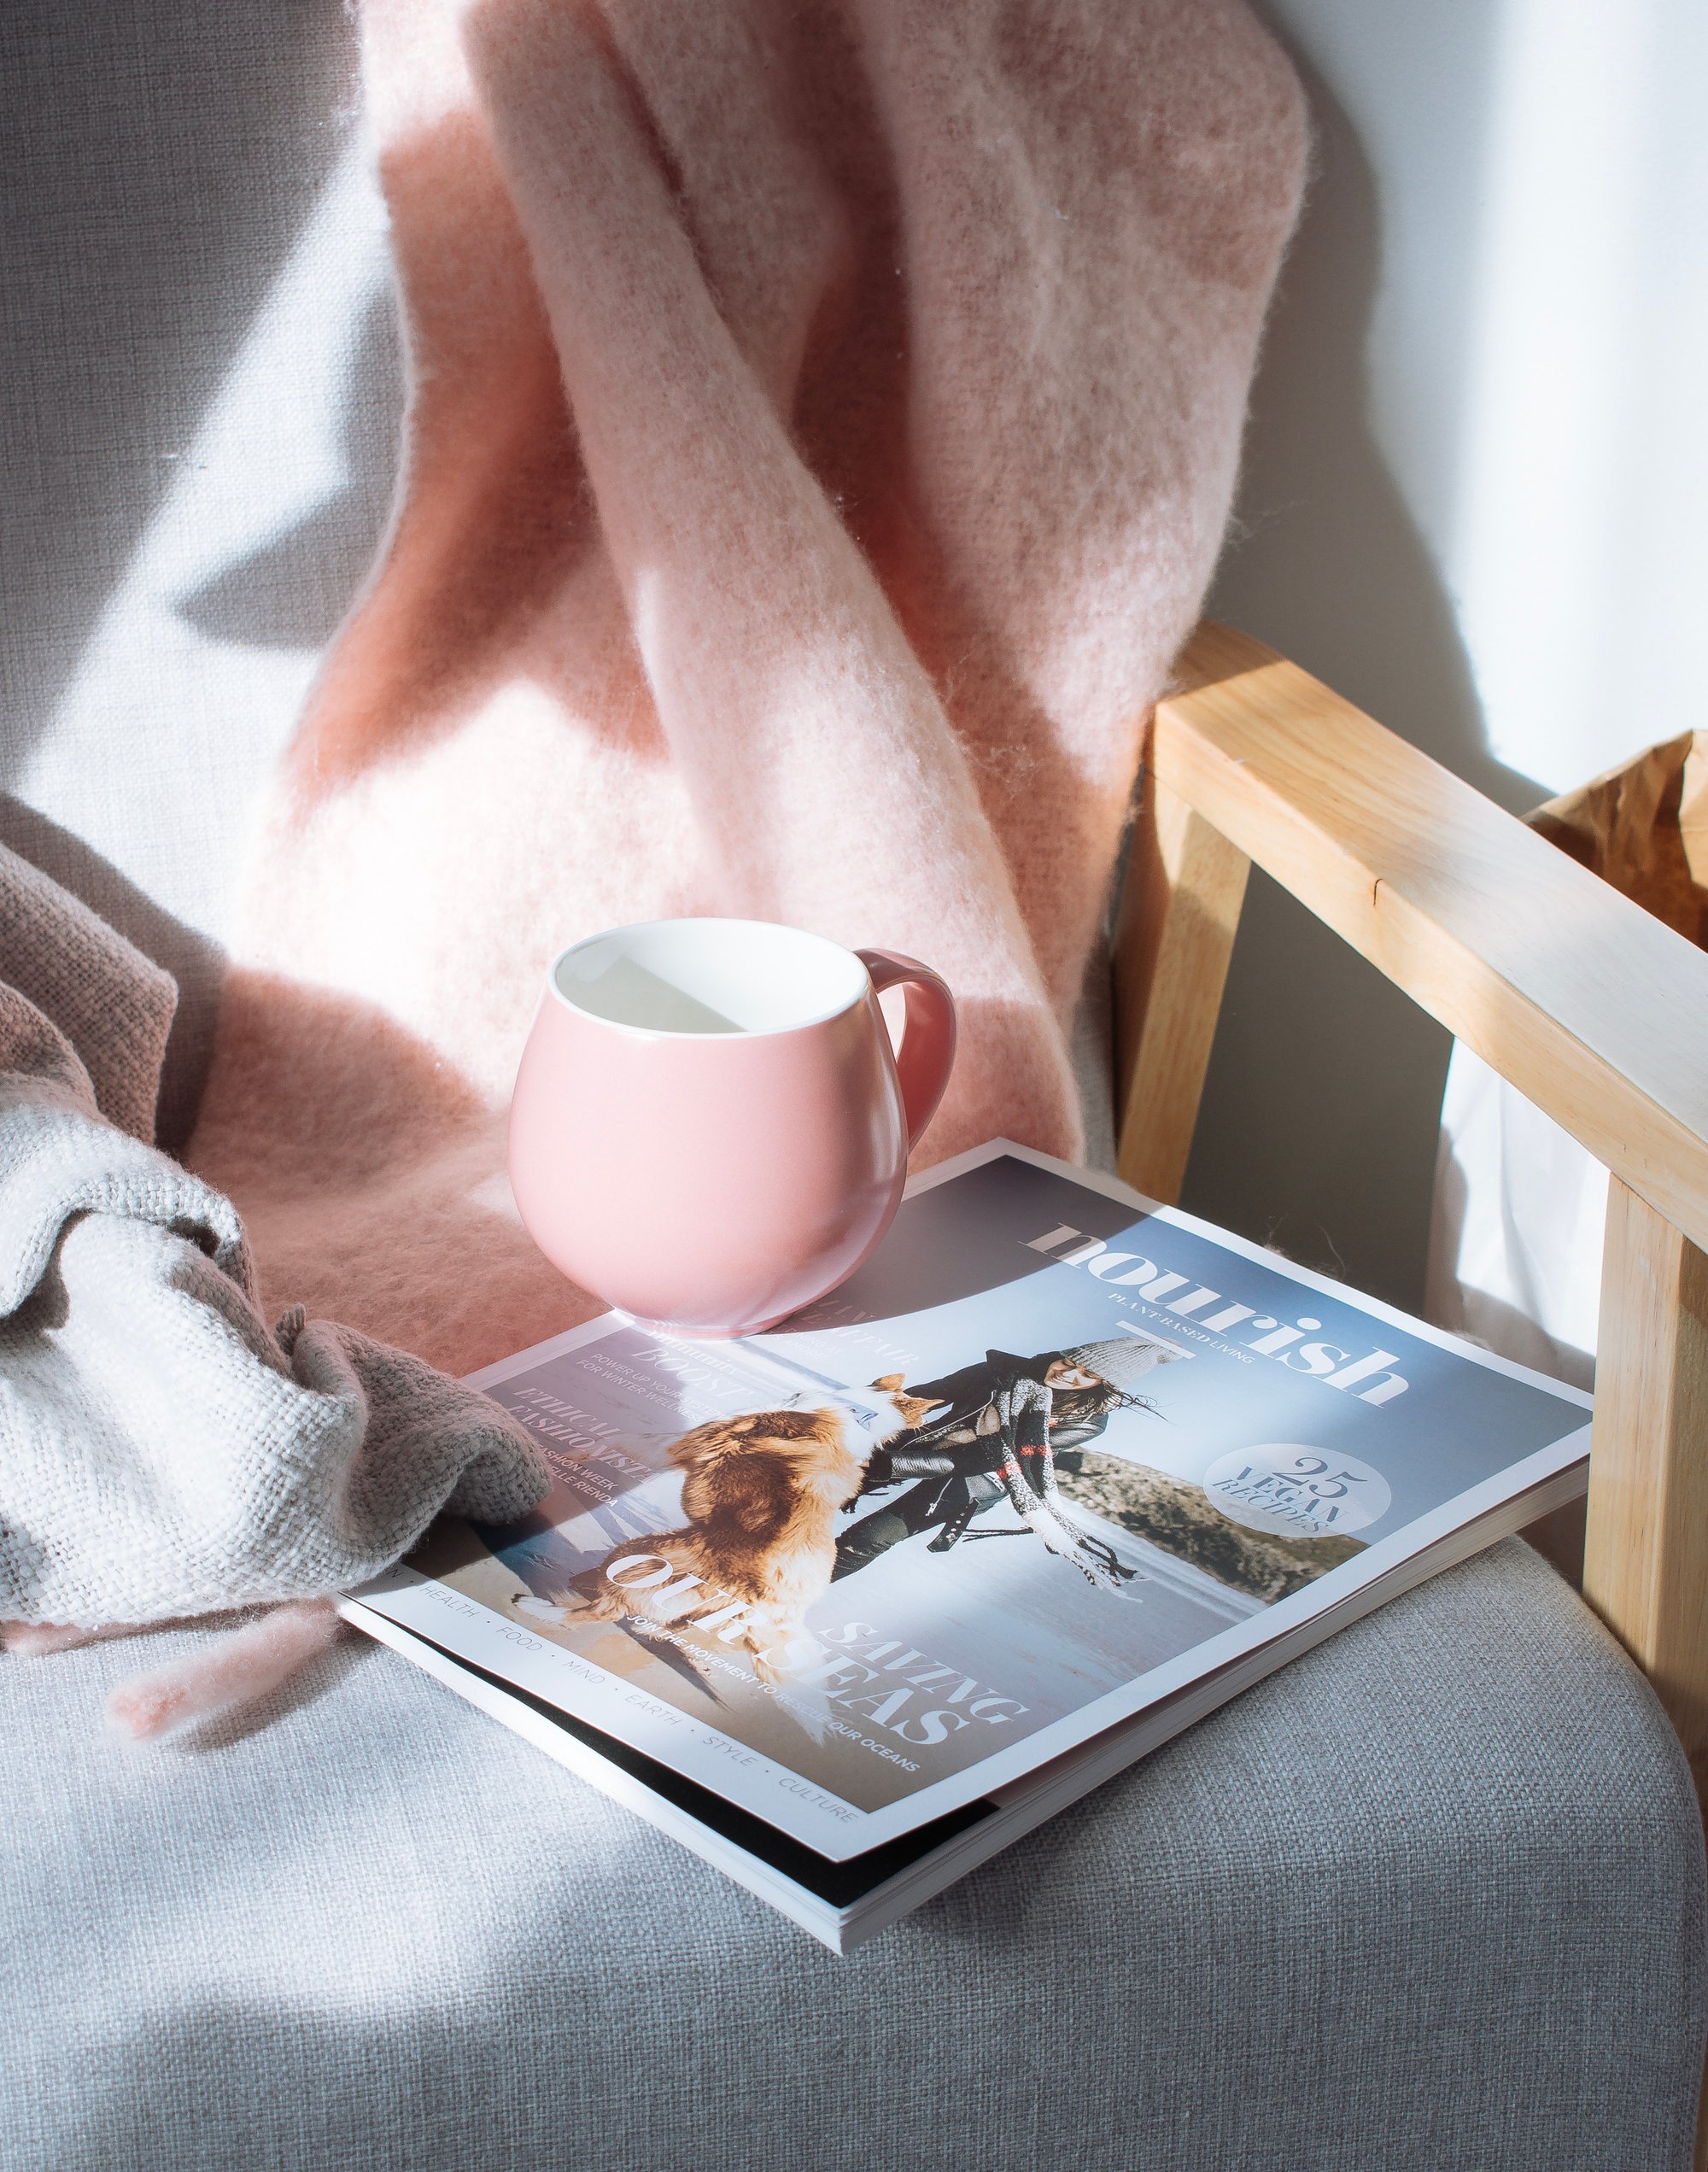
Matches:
[508,918,956,1337]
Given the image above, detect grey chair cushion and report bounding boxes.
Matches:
[0,0,397,1149]
[4,1539,1701,2172]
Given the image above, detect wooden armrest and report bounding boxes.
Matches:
[1137,620,1708,1256]
[1114,621,1708,1919]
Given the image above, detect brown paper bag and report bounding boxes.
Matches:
[1529,730,1708,946]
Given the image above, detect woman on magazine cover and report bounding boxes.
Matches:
[831,1338,1179,1588]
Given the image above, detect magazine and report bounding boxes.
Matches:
[342,1140,1592,1949]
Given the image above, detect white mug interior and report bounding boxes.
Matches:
[552,918,869,1037]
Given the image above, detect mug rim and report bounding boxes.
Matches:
[546,916,871,1042]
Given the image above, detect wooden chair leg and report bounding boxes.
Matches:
[1582,1176,1708,1806]
[1581,1185,1708,2172]
[1113,764,1249,1205]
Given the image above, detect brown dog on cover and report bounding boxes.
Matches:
[556,1376,941,1671]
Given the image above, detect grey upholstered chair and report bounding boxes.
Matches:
[3,8,1701,2169]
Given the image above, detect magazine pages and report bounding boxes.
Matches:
[347,1142,1592,1888]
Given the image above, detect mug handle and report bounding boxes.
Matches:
[857,949,957,1152]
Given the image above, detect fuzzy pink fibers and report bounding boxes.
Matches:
[184,0,1308,1380]
[104,1601,345,1742]
[1,1620,132,1658]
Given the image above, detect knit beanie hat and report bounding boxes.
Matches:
[1059,1337,1184,1397]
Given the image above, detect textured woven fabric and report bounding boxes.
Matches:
[0,842,547,1627]
[3,1542,1701,2171]
[0,849,176,1145]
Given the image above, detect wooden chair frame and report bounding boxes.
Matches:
[1112,623,1708,1830]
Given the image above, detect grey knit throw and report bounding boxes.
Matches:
[0,846,547,1627]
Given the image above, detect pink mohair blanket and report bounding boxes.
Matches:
[185,0,1307,1384]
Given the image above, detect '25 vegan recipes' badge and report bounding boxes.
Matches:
[1202,1447,1392,1539]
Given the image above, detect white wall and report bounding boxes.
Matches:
[1184,0,1708,1310]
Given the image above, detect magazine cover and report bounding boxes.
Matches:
[353,1143,1592,1860]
